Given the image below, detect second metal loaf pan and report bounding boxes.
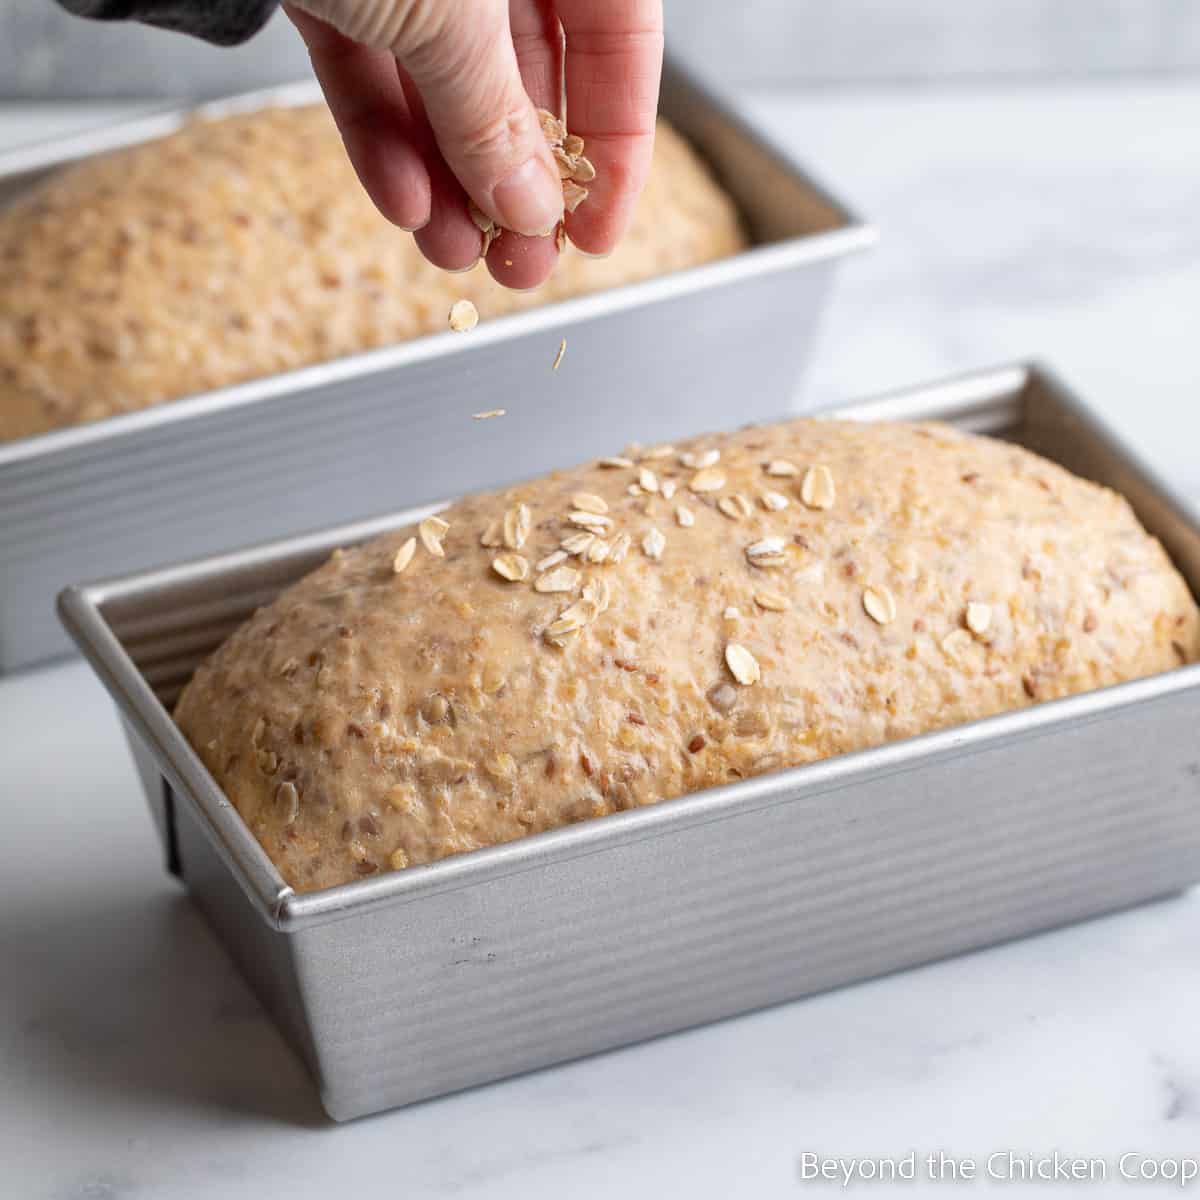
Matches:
[0,60,874,672]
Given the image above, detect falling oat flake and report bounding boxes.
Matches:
[552,338,567,371]
[472,409,506,421]
[448,299,479,332]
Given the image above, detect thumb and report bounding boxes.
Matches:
[393,1,564,237]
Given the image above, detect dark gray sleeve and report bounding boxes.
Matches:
[54,0,279,46]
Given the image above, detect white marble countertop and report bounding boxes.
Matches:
[4,83,1200,1199]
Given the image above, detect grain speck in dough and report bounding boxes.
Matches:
[966,601,992,636]
[725,643,761,686]
[392,537,416,575]
[863,586,897,625]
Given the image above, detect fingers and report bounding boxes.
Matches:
[486,0,564,289]
[396,69,493,273]
[556,0,663,254]
[285,5,431,233]
[398,0,565,240]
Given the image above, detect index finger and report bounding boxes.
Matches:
[556,0,664,255]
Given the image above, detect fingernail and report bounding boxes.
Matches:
[492,157,563,238]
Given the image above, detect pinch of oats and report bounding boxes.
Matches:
[448,299,478,333]
[761,490,790,512]
[609,532,632,563]
[535,565,580,593]
[562,180,589,212]
[676,504,695,528]
[553,146,576,178]
[389,848,410,871]
[800,464,836,510]
[725,643,761,686]
[660,479,677,500]
[492,552,530,582]
[419,516,449,557]
[567,510,613,530]
[276,780,300,824]
[480,519,502,548]
[599,455,634,469]
[537,549,568,571]
[392,537,417,574]
[765,459,799,477]
[537,108,566,143]
[639,467,660,493]
[552,338,567,371]
[745,536,788,566]
[642,527,666,560]
[472,408,506,421]
[965,601,992,637]
[587,538,611,564]
[504,502,531,550]
[863,585,897,625]
[572,492,609,515]
[942,628,973,658]
[562,531,596,556]
[689,467,726,493]
[755,590,789,612]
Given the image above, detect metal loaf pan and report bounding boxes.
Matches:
[0,61,873,674]
[58,363,1200,1123]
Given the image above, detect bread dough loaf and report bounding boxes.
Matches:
[0,106,744,441]
[175,418,1200,891]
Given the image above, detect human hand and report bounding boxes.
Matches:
[284,0,664,290]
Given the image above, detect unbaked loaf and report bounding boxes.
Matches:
[174,418,1200,892]
[0,106,744,442]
